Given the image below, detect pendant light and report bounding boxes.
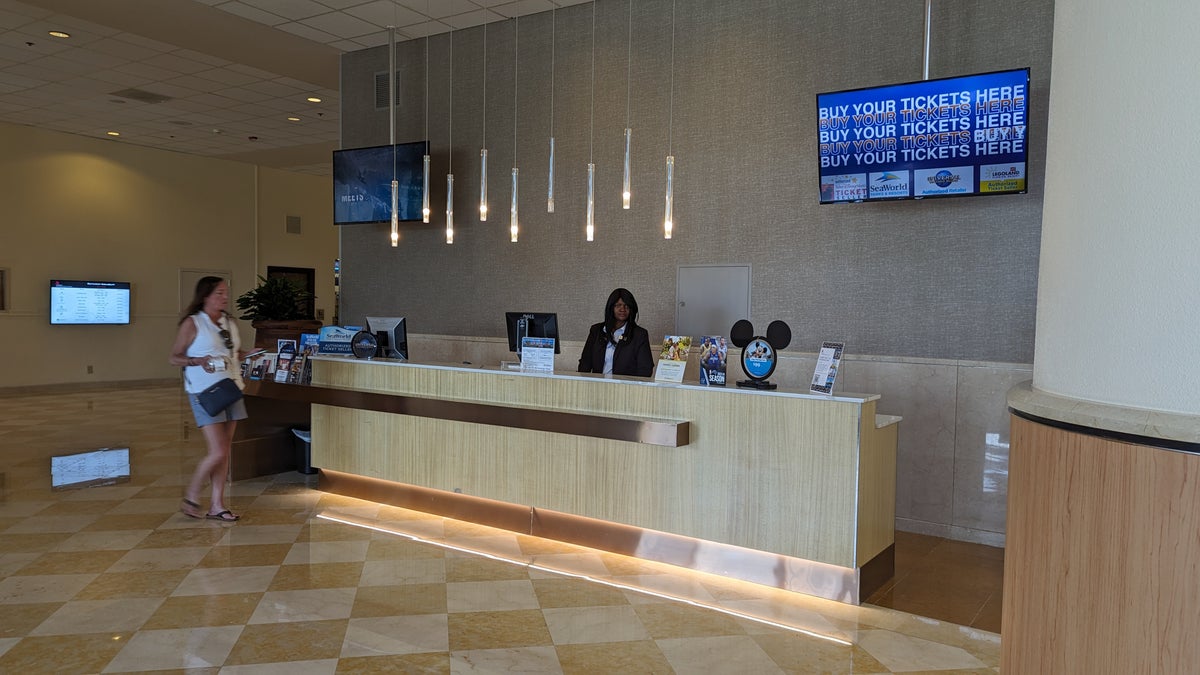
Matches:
[510,15,520,243]
[622,0,633,209]
[388,26,399,246]
[585,0,596,242]
[547,10,556,213]
[422,27,431,223]
[479,22,488,222]
[446,31,455,244]
[663,0,676,240]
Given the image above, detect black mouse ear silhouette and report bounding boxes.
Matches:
[730,320,754,348]
[766,320,791,350]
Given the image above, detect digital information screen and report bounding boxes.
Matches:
[817,68,1029,203]
[50,280,131,325]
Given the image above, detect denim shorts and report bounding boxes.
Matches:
[188,393,248,427]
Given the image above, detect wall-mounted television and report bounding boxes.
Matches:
[817,68,1029,204]
[333,141,428,224]
[50,280,131,325]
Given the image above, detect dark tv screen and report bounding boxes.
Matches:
[333,141,427,224]
[817,68,1029,203]
[50,280,131,325]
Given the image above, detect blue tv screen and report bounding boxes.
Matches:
[333,141,427,224]
[817,68,1029,204]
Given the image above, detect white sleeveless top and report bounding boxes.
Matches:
[184,312,244,394]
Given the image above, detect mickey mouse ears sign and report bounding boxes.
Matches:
[731,319,791,390]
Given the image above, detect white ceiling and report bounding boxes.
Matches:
[0,0,592,175]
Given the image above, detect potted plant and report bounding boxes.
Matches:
[235,275,322,349]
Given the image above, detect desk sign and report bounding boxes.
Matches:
[520,337,556,373]
[655,335,691,383]
[810,341,845,395]
[317,325,358,355]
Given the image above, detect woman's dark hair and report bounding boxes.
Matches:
[179,276,226,324]
[603,287,639,344]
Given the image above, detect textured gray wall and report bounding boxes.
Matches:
[339,0,1054,363]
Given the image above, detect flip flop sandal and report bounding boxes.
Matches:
[180,498,202,519]
[205,510,240,522]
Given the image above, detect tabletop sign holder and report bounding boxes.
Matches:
[519,337,556,373]
[809,341,845,395]
[654,335,691,383]
[731,319,792,390]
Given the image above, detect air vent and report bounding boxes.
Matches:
[374,71,401,110]
[285,215,302,234]
[109,88,172,104]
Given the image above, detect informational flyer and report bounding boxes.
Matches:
[697,335,728,386]
[520,336,556,373]
[810,341,845,395]
[655,335,691,383]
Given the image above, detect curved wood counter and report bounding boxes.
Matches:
[308,356,900,604]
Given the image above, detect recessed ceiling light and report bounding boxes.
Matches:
[48,30,70,39]
[106,131,120,136]
[287,116,301,122]
[306,96,321,103]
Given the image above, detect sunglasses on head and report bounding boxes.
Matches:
[219,329,233,350]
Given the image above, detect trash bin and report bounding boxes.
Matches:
[291,427,317,475]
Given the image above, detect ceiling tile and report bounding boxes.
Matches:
[210,2,289,26]
[241,0,331,21]
[298,10,380,38]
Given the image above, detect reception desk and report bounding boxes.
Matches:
[308,356,900,604]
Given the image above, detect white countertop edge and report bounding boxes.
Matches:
[1007,381,1200,445]
[313,355,881,404]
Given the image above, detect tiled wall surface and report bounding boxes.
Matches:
[400,334,1028,547]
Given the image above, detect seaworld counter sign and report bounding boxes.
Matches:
[817,68,1029,204]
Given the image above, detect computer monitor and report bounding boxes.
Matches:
[364,316,408,360]
[505,312,560,355]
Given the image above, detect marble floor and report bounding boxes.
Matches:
[0,383,1002,673]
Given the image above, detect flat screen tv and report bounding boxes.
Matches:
[817,68,1029,204]
[333,141,428,224]
[364,316,408,360]
[505,312,560,355]
[50,280,131,325]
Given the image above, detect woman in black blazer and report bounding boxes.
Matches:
[577,288,654,377]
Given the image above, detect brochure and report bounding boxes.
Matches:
[697,335,728,386]
[299,333,320,355]
[277,339,297,354]
[655,335,691,383]
[810,341,845,395]
[286,354,306,384]
[274,352,293,383]
[519,336,556,373]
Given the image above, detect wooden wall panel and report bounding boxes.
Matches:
[1003,415,1200,673]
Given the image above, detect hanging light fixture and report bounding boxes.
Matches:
[547,10,556,213]
[663,0,676,240]
[622,0,633,209]
[585,0,596,242]
[479,22,489,222]
[422,24,431,223]
[388,26,400,246]
[510,15,520,243]
[446,31,455,244]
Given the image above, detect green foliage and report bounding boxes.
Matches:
[235,275,311,321]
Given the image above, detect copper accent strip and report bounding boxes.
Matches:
[320,469,876,604]
[244,380,687,447]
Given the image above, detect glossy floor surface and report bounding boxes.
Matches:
[0,384,1001,673]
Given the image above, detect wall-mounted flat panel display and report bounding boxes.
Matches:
[333,141,428,224]
[817,68,1029,204]
[50,280,131,325]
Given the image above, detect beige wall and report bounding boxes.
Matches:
[0,122,336,388]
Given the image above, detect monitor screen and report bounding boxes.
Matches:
[817,68,1029,203]
[333,141,428,225]
[365,316,408,360]
[50,280,131,325]
[505,312,560,354]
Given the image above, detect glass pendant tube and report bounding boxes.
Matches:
[663,156,674,240]
[622,128,632,209]
[446,173,455,244]
[479,149,488,221]
[585,163,595,242]
[510,168,519,242]
[547,137,555,212]
[421,154,430,223]
[390,180,400,246]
